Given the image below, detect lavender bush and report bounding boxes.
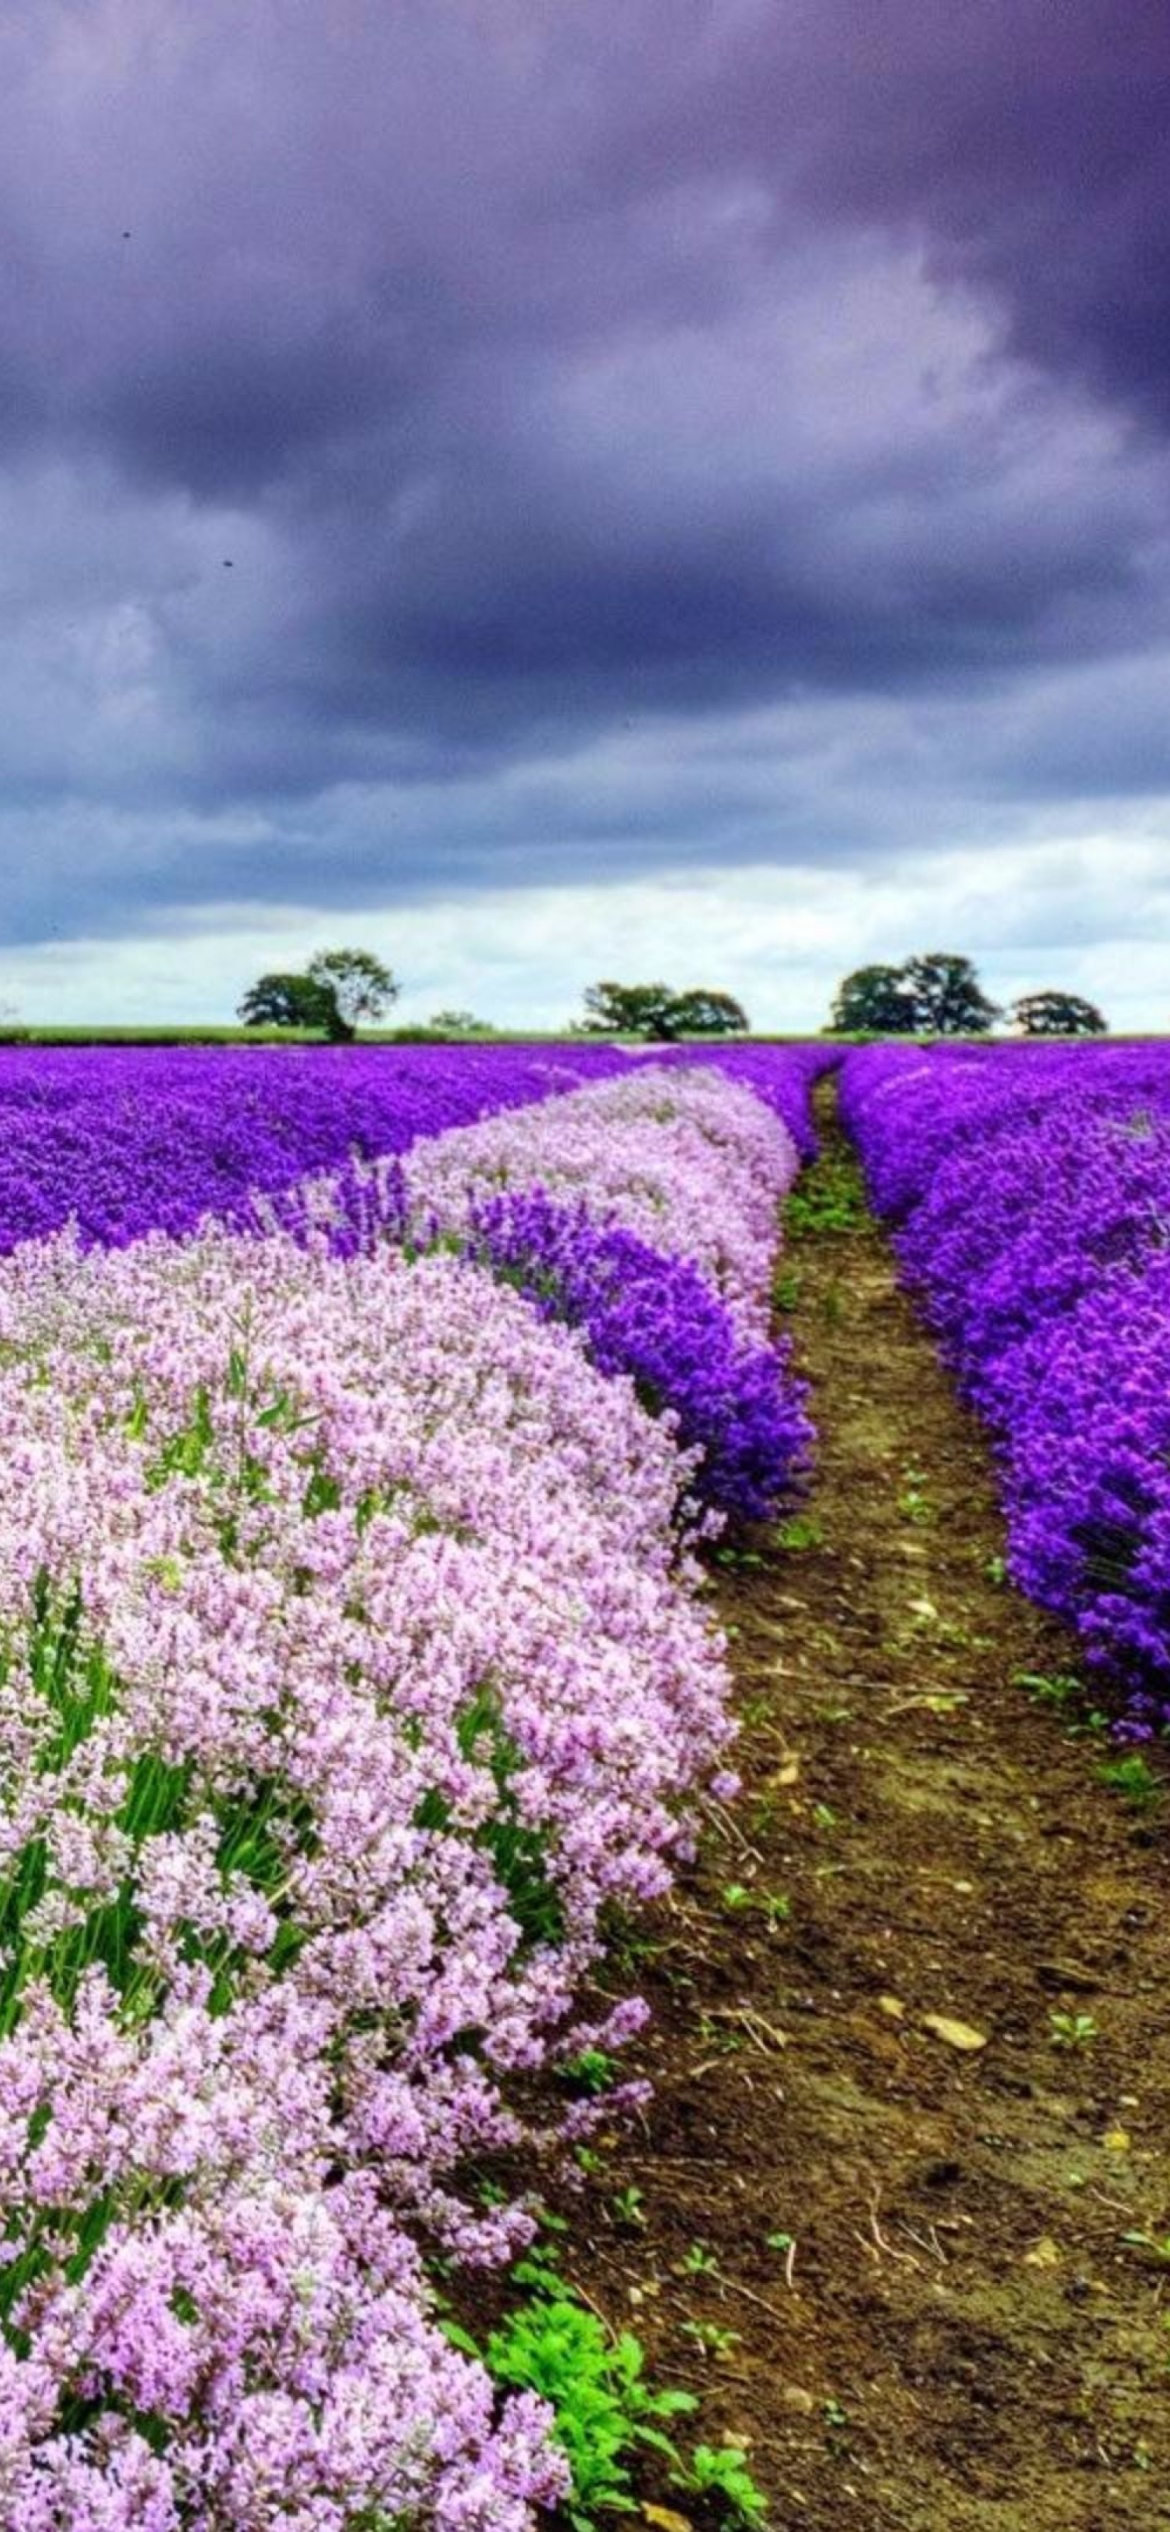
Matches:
[468,1188,814,1523]
[642,1039,834,1161]
[844,1041,1170,1732]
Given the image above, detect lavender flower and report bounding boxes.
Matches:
[844,1040,1170,1732]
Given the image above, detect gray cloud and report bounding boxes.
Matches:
[0,2,1168,993]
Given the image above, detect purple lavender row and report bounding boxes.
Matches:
[0,1042,631,1251]
[452,1050,832,1519]
[467,1192,813,1524]
[0,1040,833,1254]
[0,1225,729,2522]
[0,1042,821,1526]
[843,1041,1170,1732]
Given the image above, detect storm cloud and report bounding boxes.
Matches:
[1,1,1169,1021]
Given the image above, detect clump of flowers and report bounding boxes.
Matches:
[400,1065,801,1340]
[467,1186,813,1523]
[248,1065,815,1526]
[0,1230,729,2519]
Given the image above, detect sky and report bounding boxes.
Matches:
[3,0,1170,1031]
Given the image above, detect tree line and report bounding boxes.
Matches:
[827,954,1106,1038]
[236,949,1108,1041]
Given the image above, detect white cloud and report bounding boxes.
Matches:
[4,820,1168,1032]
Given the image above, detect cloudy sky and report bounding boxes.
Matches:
[4,0,1170,1029]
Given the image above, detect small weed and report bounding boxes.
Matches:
[719,1882,790,1927]
[1121,2227,1170,2265]
[812,1802,839,1832]
[465,2292,698,2530]
[897,1465,933,1525]
[928,1618,986,1651]
[696,2012,741,2054]
[561,2046,618,2095]
[1049,2009,1098,2050]
[822,2397,850,2430]
[1015,1670,1082,1712]
[772,1267,802,1312]
[1098,1752,1162,1808]
[681,2241,720,2276]
[774,1513,823,1552]
[680,2319,741,2358]
[610,2186,646,2230]
[983,1552,1007,1585]
[680,2441,768,2527]
[764,2229,794,2255]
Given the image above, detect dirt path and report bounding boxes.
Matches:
[565,1090,1170,2531]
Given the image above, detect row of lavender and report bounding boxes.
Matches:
[842,1042,1170,1733]
[0,1041,633,1252]
[0,1047,821,2527]
[0,1039,825,1256]
[259,1052,827,1524]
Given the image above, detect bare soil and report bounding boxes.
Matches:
[555,1089,1170,2530]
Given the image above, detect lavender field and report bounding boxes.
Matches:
[0,1042,821,2526]
[4,1035,1170,2529]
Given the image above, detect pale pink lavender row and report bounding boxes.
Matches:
[0,1227,732,2526]
[843,1041,1170,1732]
[641,1041,833,1161]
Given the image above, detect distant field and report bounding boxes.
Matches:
[0,1023,1155,1046]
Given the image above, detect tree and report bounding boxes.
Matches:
[579,981,681,1039]
[826,951,999,1037]
[429,1009,496,1036]
[899,951,1000,1036]
[239,949,399,1041]
[578,981,749,1039]
[664,987,748,1037]
[1010,990,1107,1038]
[826,963,919,1035]
[237,972,339,1033]
[307,948,399,1041]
